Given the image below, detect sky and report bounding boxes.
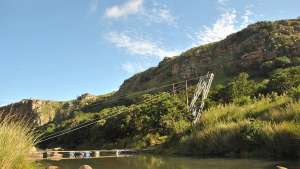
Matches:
[0,0,299,105]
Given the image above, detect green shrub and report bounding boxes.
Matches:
[288,85,300,100]
[274,56,291,67]
[255,79,269,94]
[227,73,256,101]
[268,66,300,93]
[293,57,300,65]
[233,96,252,105]
[261,60,275,71]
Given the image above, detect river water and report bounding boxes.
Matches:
[41,155,300,169]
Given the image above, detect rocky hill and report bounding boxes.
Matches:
[117,19,300,94]
[1,18,300,126]
[0,93,102,126]
[0,99,63,126]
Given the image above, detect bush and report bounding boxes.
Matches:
[226,73,256,101]
[255,79,269,95]
[233,96,252,105]
[293,57,300,65]
[274,56,291,67]
[261,60,275,71]
[288,85,300,100]
[268,66,300,93]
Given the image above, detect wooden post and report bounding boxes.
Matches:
[185,80,189,109]
[43,152,48,159]
[94,151,100,158]
[69,151,75,158]
[172,83,176,96]
[116,150,120,157]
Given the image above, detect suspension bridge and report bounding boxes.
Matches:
[30,149,149,160]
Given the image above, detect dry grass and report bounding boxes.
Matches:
[0,116,37,169]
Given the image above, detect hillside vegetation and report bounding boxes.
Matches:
[173,95,300,158]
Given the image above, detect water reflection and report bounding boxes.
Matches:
[41,155,300,169]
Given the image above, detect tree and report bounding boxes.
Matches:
[227,73,256,101]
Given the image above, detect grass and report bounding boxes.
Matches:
[0,116,37,169]
[176,95,300,158]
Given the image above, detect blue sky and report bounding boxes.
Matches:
[0,0,299,105]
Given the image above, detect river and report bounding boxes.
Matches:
[41,155,300,169]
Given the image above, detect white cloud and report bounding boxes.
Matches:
[217,0,231,5]
[106,32,180,59]
[104,0,176,26]
[89,0,99,13]
[142,5,177,25]
[240,8,254,28]
[194,10,237,45]
[121,62,147,74]
[193,9,254,46]
[105,0,143,18]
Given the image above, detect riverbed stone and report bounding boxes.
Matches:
[276,166,288,169]
[46,166,60,169]
[79,165,93,169]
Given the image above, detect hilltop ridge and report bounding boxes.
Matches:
[118,18,300,94]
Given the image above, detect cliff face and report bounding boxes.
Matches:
[0,99,63,126]
[117,19,300,94]
[0,93,102,126]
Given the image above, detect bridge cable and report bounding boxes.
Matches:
[36,76,202,139]
[36,92,179,143]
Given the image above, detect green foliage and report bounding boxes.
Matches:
[232,96,252,105]
[260,56,293,72]
[288,85,300,100]
[268,66,300,93]
[261,60,275,71]
[274,56,291,67]
[226,73,256,102]
[40,92,191,149]
[177,95,300,158]
[293,57,300,65]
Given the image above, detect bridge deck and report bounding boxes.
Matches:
[31,149,141,161]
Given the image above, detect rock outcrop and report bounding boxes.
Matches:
[79,165,93,169]
[0,99,63,126]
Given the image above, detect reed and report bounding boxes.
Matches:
[0,116,36,169]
